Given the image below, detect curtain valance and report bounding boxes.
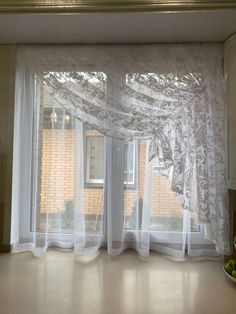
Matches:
[18,45,223,163]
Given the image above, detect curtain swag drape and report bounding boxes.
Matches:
[12,44,230,257]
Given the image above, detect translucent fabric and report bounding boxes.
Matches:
[11,44,230,257]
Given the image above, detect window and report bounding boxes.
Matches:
[124,142,136,186]
[39,72,201,238]
[43,108,73,129]
[40,74,198,236]
[85,132,137,188]
[86,135,104,185]
[12,46,223,258]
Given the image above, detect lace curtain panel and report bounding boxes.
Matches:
[11,44,230,257]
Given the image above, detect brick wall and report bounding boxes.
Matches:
[40,130,183,218]
[40,130,75,214]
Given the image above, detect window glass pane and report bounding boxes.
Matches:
[124,73,199,233]
[38,71,106,234]
[124,141,199,232]
[39,106,77,233]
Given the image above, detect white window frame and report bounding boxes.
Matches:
[13,68,210,250]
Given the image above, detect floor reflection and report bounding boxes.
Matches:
[0,250,235,314]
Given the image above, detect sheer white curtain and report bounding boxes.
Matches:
[11,44,230,258]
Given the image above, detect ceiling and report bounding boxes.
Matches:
[0,11,236,43]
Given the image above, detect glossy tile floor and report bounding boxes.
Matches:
[0,250,236,314]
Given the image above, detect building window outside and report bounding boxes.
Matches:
[86,135,104,185]
[85,133,137,188]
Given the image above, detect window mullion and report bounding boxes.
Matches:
[104,71,125,248]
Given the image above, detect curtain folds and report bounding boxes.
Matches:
[11,44,230,258]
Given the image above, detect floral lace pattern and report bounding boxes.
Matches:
[18,44,230,254]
